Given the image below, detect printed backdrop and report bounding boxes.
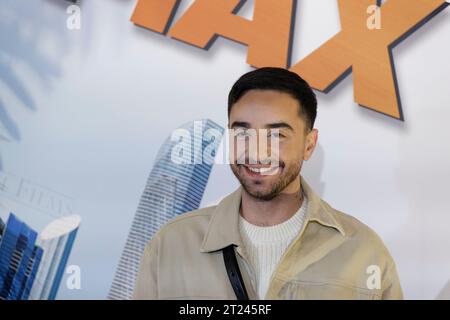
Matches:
[1,0,450,299]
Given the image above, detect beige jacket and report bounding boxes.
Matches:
[134,176,403,300]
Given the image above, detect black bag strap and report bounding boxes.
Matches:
[222,245,249,300]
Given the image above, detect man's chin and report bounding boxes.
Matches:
[242,185,278,201]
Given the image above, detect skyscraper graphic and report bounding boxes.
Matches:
[29,215,81,300]
[0,213,80,300]
[0,214,42,300]
[108,119,224,300]
[20,245,43,300]
[0,217,4,241]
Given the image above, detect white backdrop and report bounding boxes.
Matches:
[0,0,449,299]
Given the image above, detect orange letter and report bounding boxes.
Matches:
[290,0,448,120]
[131,0,181,34]
[168,0,296,68]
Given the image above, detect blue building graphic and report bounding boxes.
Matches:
[0,213,80,300]
[0,214,42,300]
[20,245,43,300]
[108,119,224,300]
[29,215,81,300]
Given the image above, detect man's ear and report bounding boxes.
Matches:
[303,129,318,161]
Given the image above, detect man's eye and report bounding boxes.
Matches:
[235,130,250,137]
[268,131,284,138]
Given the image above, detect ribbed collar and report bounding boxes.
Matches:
[238,194,308,243]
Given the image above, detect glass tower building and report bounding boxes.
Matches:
[0,214,42,300]
[28,215,81,300]
[108,119,224,300]
[0,217,4,241]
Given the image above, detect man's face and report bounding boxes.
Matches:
[229,89,318,200]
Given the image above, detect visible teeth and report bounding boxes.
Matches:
[248,166,278,174]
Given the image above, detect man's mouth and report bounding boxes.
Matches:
[241,165,280,176]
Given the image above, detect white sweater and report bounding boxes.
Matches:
[238,194,308,299]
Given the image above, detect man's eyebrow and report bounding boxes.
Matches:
[230,121,251,128]
[265,122,294,131]
[230,121,294,131]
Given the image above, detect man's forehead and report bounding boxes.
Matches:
[229,91,305,130]
[231,92,300,117]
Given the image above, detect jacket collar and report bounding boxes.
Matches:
[200,176,346,253]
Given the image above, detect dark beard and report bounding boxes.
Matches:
[231,161,301,201]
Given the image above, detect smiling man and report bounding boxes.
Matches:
[134,67,403,300]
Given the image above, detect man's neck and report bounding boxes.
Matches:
[240,177,304,227]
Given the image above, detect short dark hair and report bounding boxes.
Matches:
[228,67,317,130]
